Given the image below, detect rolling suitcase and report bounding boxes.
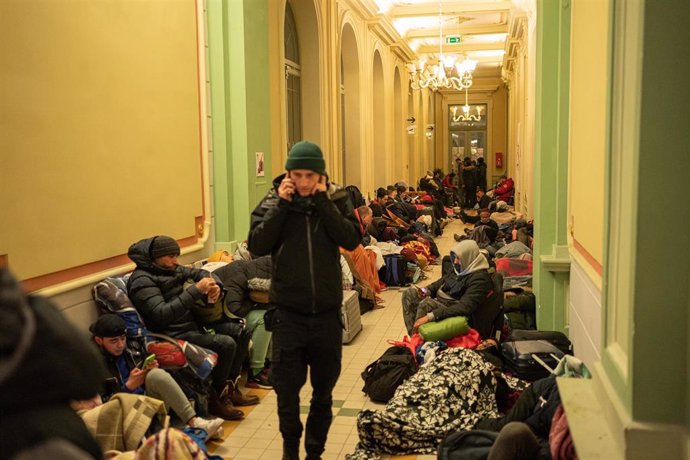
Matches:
[341,290,362,344]
[501,340,564,381]
[508,329,573,355]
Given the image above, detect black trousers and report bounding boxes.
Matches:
[270,308,343,458]
[178,321,250,393]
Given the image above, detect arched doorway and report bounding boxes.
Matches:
[372,50,386,188]
[340,23,360,187]
[407,89,414,185]
[393,67,403,183]
[285,0,321,147]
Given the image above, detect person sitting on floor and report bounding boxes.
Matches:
[127,235,257,421]
[90,314,224,441]
[455,209,499,244]
[401,240,498,342]
[459,187,492,223]
[205,250,273,390]
[490,175,514,202]
[0,267,105,460]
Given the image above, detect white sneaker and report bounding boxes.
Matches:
[191,416,225,441]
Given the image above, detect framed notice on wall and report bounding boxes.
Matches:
[256,152,265,176]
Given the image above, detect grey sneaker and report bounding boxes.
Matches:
[191,416,225,441]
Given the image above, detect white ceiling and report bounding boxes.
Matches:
[373,0,514,76]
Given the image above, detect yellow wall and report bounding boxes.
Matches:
[568,0,609,273]
[0,0,204,282]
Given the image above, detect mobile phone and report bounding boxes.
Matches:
[139,354,156,370]
[412,284,428,295]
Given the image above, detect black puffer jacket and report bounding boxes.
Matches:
[127,237,218,336]
[248,175,361,314]
[212,256,272,317]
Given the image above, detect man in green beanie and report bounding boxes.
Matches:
[248,141,361,460]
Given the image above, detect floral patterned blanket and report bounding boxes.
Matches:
[346,348,520,459]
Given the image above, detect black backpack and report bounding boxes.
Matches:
[361,346,416,403]
[378,254,408,287]
[437,430,499,460]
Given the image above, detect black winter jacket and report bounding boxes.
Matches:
[427,269,493,330]
[127,237,219,336]
[248,175,361,314]
[213,256,272,317]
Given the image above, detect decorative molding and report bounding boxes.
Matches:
[21,234,199,294]
[540,244,571,272]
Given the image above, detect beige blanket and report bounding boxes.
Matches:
[79,393,167,452]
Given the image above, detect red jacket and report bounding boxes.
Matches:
[442,174,457,189]
[494,177,514,201]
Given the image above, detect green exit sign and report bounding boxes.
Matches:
[446,36,461,44]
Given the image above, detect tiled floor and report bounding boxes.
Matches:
[208,219,467,460]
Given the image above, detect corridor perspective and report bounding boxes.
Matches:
[1,1,688,459]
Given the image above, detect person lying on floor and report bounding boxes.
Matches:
[205,250,273,390]
[401,240,499,343]
[91,314,224,441]
[491,201,523,226]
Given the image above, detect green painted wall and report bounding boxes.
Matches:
[533,0,570,333]
[628,0,689,425]
[207,0,272,248]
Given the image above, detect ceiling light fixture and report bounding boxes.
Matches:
[407,1,477,92]
[452,86,483,122]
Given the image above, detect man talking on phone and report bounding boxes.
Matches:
[248,141,361,460]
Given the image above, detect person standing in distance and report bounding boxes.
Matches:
[248,141,361,460]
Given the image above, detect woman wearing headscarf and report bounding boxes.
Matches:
[401,240,497,340]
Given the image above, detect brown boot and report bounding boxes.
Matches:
[228,380,260,406]
[209,387,244,420]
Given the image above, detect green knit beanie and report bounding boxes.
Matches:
[285,141,326,175]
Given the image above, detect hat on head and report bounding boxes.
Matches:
[285,141,326,175]
[150,236,180,260]
[90,314,126,338]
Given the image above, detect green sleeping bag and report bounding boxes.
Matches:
[419,316,470,342]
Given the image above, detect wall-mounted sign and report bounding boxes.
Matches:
[445,36,461,44]
[407,126,416,135]
[256,151,265,176]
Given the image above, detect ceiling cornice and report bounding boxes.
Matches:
[416,41,506,54]
[404,23,508,39]
[390,1,512,18]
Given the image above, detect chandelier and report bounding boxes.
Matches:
[451,86,483,122]
[408,1,477,92]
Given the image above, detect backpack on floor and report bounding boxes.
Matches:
[361,346,416,403]
[378,254,408,287]
[437,429,499,460]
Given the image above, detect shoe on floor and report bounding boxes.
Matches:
[190,416,225,441]
[209,390,244,420]
[246,367,272,390]
[228,381,260,406]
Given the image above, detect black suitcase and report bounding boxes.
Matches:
[501,340,564,381]
[508,329,573,355]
